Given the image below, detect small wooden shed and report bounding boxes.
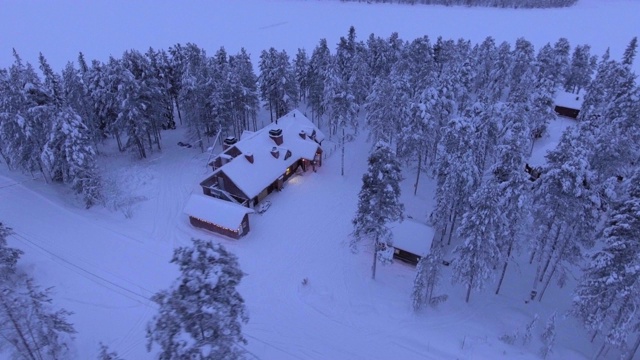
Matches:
[390,219,435,266]
[183,195,254,239]
[554,90,583,119]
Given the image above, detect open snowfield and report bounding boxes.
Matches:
[1,0,639,359]
[1,0,639,74]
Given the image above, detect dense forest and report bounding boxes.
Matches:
[1,26,639,358]
[339,0,578,9]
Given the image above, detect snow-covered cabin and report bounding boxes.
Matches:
[554,90,583,119]
[390,219,435,265]
[200,110,324,208]
[183,194,254,239]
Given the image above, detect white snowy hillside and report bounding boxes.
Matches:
[0,1,639,360]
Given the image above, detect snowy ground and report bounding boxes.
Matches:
[1,112,592,359]
[1,0,639,74]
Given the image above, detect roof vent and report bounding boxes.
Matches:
[299,130,306,140]
[269,128,283,146]
[270,146,280,159]
[244,152,254,164]
[223,136,238,150]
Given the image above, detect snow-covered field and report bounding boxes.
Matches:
[1,0,639,359]
[1,0,639,74]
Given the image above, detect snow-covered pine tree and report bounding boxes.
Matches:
[117,49,165,158]
[433,116,480,246]
[488,41,513,102]
[472,37,498,95]
[572,169,640,358]
[45,109,103,207]
[366,33,401,81]
[258,48,298,122]
[509,38,535,94]
[98,343,124,360]
[0,222,22,278]
[229,48,260,133]
[622,36,638,67]
[491,120,532,295]
[412,245,444,311]
[540,312,557,359]
[0,231,76,360]
[564,44,593,94]
[322,58,358,137]
[293,48,310,102]
[351,142,404,280]
[530,125,600,301]
[551,37,571,87]
[178,44,215,152]
[61,59,103,149]
[452,182,504,303]
[6,51,54,179]
[364,75,400,144]
[146,239,248,360]
[308,38,332,127]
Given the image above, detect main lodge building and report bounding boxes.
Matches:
[184,110,325,239]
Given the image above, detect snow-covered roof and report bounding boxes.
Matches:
[389,219,434,256]
[555,90,583,110]
[240,130,255,140]
[183,194,254,229]
[217,110,324,199]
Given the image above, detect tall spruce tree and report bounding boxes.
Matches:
[351,142,404,280]
[572,170,640,359]
[452,183,504,303]
[146,239,248,359]
[0,223,76,360]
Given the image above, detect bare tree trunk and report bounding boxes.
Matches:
[372,238,378,280]
[114,129,124,152]
[135,136,146,159]
[539,224,563,282]
[174,98,183,125]
[447,211,458,246]
[0,148,13,170]
[595,342,607,360]
[195,126,205,153]
[465,271,474,303]
[538,236,569,302]
[1,299,38,360]
[147,130,153,153]
[341,128,345,176]
[414,151,422,196]
[495,239,514,295]
[529,247,537,265]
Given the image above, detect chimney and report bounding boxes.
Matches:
[299,130,306,140]
[270,147,280,159]
[269,129,283,146]
[223,136,238,151]
[244,152,254,164]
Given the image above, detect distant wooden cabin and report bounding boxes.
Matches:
[200,110,324,209]
[183,194,254,239]
[554,90,583,119]
[390,219,435,266]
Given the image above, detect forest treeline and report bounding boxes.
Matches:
[339,0,577,9]
[1,25,639,358]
